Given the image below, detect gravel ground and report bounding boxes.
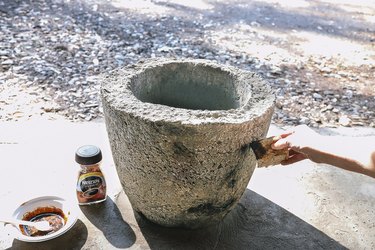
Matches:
[0,0,374,127]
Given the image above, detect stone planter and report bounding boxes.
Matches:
[101,59,275,228]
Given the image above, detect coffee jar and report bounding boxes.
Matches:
[75,145,107,205]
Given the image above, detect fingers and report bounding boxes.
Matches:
[272,131,294,141]
[272,138,291,150]
[281,153,307,165]
[272,130,296,150]
[271,125,313,166]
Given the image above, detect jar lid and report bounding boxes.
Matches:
[75,145,102,165]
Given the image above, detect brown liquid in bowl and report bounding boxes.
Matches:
[20,206,67,237]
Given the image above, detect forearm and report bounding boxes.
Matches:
[304,136,375,178]
[312,149,375,178]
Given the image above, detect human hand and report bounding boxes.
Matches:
[272,125,323,165]
[272,125,375,178]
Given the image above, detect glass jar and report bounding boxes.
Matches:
[75,145,107,205]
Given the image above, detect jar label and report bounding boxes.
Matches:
[77,172,106,204]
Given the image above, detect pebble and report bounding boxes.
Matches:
[345,90,354,98]
[92,58,99,66]
[1,59,14,65]
[339,116,351,126]
[323,90,334,95]
[299,116,310,124]
[0,0,373,128]
[313,93,323,99]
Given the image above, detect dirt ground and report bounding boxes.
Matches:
[0,0,374,127]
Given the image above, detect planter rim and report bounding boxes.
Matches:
[100,58,275,125]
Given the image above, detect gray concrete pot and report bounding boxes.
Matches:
[101,59,275,228]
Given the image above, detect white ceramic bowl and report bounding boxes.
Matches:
[11,196,78,242]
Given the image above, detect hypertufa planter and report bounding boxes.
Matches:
[101,59,276,228]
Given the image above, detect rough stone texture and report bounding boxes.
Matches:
[101,59,275,228]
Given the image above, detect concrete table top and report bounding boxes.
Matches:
[1,120,374,249]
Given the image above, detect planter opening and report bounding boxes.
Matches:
[131,62,248,110]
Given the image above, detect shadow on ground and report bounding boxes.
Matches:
[136,189,345,249]
[153,0,374,43]
[1,0,373,125]
[80,196,136,248]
